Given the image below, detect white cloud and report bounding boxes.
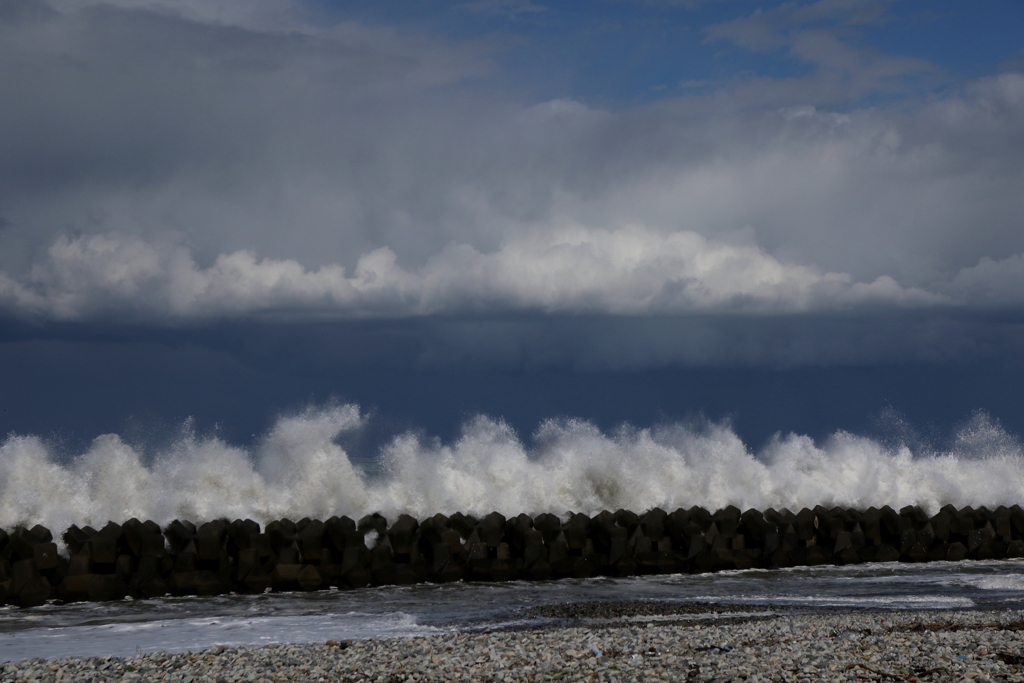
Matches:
[0,228,946,321]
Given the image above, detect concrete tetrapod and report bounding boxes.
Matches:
[3,504,1024,605]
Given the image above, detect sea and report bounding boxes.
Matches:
[2,405,1024,661]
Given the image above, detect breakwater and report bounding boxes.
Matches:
[2,504,1023,607]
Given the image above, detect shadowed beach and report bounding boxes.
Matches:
[5,604,1024,682]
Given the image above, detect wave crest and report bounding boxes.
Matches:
[1,407,1022,532]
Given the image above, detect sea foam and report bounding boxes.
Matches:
[1,405,1022,532]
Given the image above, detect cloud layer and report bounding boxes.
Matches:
[6,223,1024,323]
[0,228,951,321]
[0,0,1021,330]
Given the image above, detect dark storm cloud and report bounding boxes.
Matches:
[5,314,1024,457]
[0,0,1022,370]
[4,307,1023,376]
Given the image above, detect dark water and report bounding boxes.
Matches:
[3,559,1024,662]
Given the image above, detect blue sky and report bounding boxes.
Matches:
[318,0,1024,106]
[0,0,1022,453]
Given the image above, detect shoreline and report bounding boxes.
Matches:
[5,603,1024,681]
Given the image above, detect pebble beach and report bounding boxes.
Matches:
[6,603,1024,683]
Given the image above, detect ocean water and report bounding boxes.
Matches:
[2,560,1024,661]
[2,405,1024,661]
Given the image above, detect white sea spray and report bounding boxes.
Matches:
[0,405,1022,531]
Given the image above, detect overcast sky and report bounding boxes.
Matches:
[1,0,1022,450]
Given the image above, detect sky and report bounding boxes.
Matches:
[0,0,1023,456]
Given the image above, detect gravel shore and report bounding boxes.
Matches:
[5,604,1024,682]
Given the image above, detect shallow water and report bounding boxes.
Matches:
[4,559,1024,661]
